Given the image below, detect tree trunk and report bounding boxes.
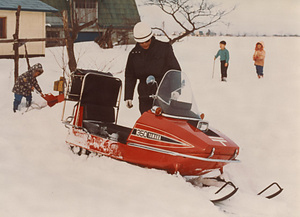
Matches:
[62,8,97,72]
[66,39,77,72]
[63,10,77,72]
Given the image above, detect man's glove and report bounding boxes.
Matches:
[126,100,133,108]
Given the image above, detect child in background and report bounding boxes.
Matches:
[214,40,230,82]
[253,41,266,79]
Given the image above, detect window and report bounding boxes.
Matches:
[75,0,85,8]
[85,0,96,9]
[74,0,98,23]
[75,0,96,9]
[47,30,60,38]
[0,17,7,38]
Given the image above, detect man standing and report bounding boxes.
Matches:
[125,22,181,114]
[12,63,44,112]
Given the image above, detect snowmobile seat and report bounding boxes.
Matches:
[78,71,122,124]
[82,104,115,124]
[68,69,113,101]
[82,120,132,144]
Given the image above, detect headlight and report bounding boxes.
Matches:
[197,121,209,132]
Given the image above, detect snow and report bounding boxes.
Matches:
[0,36,299,216]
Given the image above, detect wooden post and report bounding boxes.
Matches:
[24,43,31,70]
[13,5,21,83]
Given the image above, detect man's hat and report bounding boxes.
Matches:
[133,22,153,43]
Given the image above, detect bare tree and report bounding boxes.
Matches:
[147,0,235,44]
[94,25,114,49]
[62,0,97,72]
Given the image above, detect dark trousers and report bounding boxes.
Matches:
[220,61,228,78]
[255,65,264,76]
[139,97,153,115]
[13,93,32,111]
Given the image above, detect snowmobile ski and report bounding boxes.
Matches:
[257,182,283,199]
[186,176,239,203]
[211,181,239,203]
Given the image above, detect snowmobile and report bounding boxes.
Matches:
[62,69,282,202]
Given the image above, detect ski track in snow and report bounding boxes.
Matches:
[0,37,299,217]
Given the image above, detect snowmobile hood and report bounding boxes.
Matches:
[128,111,239,159]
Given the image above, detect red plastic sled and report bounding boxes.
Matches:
[42,93,64,107]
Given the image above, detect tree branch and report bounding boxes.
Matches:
[147,0,235,44]
[152,27,172,41]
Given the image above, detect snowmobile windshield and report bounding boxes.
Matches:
[152,70,201,120]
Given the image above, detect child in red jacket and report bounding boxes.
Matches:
[253,41,266,79]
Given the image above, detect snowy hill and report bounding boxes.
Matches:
[0,36,299,216]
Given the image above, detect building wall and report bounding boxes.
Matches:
[0,10,46,58]
[41,0,140,46]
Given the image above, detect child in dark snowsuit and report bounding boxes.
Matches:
[12,63,44,112]
[214,41,230,82]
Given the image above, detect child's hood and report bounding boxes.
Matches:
[27,68,35,77]
[255,41,264,50]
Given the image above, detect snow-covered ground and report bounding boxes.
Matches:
[0,36,299,216]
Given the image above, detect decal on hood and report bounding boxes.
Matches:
[132,128,181,144]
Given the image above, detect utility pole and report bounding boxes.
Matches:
[13,5,21,83]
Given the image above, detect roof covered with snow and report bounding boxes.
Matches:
[0,0,58,13]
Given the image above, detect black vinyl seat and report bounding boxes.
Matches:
[78,71,121,124]
[72,70,131,144]
[82,120,132,144]
[83,104,115,124]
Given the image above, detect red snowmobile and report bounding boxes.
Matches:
[62,69,282,202]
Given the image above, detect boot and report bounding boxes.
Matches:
[13,102,19,113]
[26,101,32,108]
